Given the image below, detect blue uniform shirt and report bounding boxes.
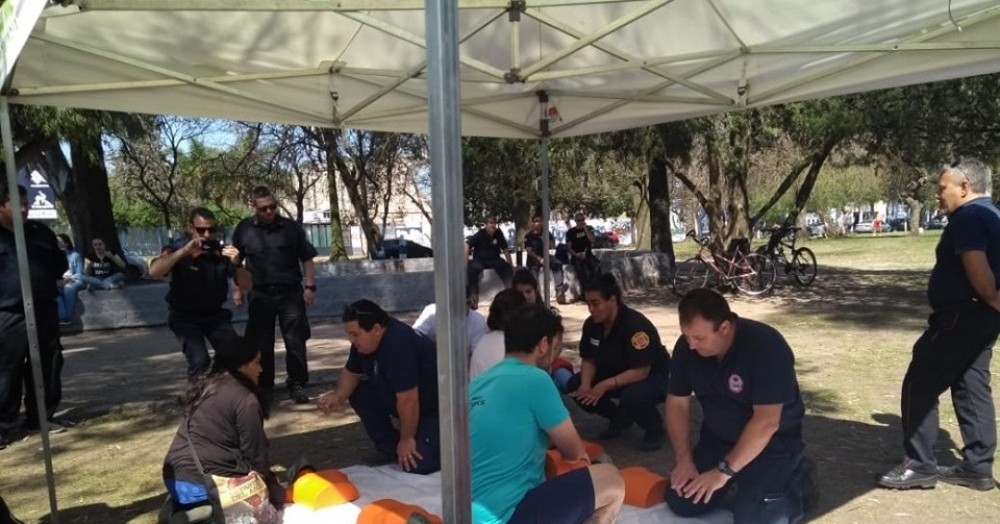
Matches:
[466,228,508,261]
[345,318,439,417]
[927,197,1000,311]
[670,317,804,456]
[165,237,235,314]
[579,304,670,381]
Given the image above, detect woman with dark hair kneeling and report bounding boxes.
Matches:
[162,336,284,523]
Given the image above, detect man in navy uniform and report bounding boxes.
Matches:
[465,217,513,298]
[566,212,601,286]
[231,186,318,404]
[878,158,1000,491]
[523,214,568,303]
[149,207,241,381]
[665,288,814,523]
[317,300,440,474]
[0,183,68,448]
[566,274,670,451]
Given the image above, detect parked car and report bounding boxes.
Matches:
[924,215,948,230]
[373,238,434,259]
[593,231,619,249]
[885,217,909,232]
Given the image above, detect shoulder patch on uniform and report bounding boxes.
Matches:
[631,331,650,350]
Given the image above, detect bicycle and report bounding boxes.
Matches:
[672,231,776,297]
[754,226,817,286]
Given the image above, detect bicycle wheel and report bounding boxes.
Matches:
[734,253,776,296]
[672,257,711,296]
[790,247,817,286]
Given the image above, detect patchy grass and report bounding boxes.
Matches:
[3,229,998,524]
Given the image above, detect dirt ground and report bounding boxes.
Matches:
[1,234,999,523]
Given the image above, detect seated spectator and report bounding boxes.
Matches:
[412,287,487,355]
[511,270,573,391]
[471,303,624,524]
[79,237,127,290]
[469,289,525,380]
[161,336,284,523]
[55,234,85,325]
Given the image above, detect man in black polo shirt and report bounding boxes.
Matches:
[665,288,810,523]
[317,300,440,474]
[566,212,601,286]
[149,207,240,381]
[566,273,670,451]
[231,186,318,404]
[465,217,513,297]
[523,214,568,303]
[879,159,1000,491]
[1,183,68,449]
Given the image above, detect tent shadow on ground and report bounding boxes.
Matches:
[38,492,165,524]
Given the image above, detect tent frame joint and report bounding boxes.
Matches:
[508,0,525,21]
[504,67,523,83]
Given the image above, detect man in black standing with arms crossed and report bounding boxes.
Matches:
[149,207,241,381]
[879,158,1000,491]
[0,183,67,449]
[231,186,318,405]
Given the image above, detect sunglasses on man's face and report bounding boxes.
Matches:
[194,226,217,234]
[257,204,278,213]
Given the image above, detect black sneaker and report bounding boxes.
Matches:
[938,465,995,491]
[0,433,8,451]
[288,384,310,404]
[638,430,665,452]
[877,463,937,490]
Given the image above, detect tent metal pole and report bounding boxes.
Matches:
[425,0,471,522]
[0,97,60,524]
[538,91,552,304]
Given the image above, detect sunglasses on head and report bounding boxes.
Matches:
[257,204,277,213]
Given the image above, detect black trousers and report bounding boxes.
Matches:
[566,370,669,434]
[569,255,601,286]
[167,309,238,380]
[348,378,441,475]
[0,301,63,433]
[664,432,803,524]
[244,286,310,390]
[901,303,1000,475]
[467,257,513,294]
[527,259,565,287]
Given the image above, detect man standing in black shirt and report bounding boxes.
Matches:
[566,212,601,286]
[149,208,240,381]
[465,217,513,297]
[231,186,318,404]
[0,183,68,449]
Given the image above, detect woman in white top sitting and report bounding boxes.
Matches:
[468,289,525,380]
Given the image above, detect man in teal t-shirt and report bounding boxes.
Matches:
[470,304,625,524]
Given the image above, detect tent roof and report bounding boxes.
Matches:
[10,0,1000,137]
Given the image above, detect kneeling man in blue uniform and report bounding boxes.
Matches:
[665,289,815,523]
[471,304,624,524]
[318,299,440,474]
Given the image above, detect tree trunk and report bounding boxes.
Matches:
[782,138,839,235]
[63,130,121,254]
[320,129,350,261]
[631,178,651,251]
[905,197,924,235]
[647,156,676,268]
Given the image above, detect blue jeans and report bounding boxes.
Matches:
[57,280,85,321]
[78,273,125,290]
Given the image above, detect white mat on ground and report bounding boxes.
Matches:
[283,465,733,524]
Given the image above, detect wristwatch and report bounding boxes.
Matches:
[304,285,317,292]
[717,459,737,477]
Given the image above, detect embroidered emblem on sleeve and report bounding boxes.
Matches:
[631,331,650,350]
[728,374,744,394]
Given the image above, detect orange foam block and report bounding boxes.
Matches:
[544,449,590,478]
[582,440,605,459]
[357,499,443,524]
[620,466,667,508]
[285,469,359,509]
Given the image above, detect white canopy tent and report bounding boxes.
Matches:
[5,1,1000,522]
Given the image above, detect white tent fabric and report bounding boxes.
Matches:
[11,0,1000,138]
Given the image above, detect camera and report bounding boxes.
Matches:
[200,238,223,253]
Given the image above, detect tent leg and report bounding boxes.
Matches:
[0,99,60,523]
[425,1,471,523]
[539,136,552,304]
